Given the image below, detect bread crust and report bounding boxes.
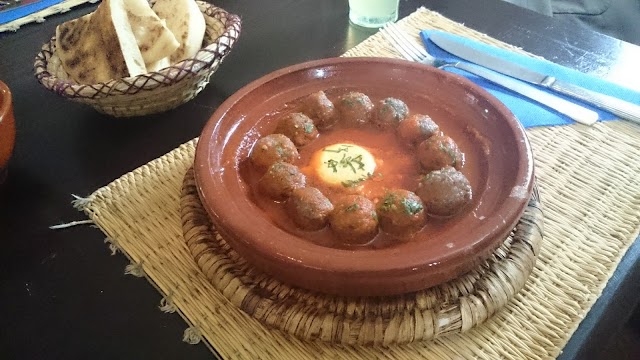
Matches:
[55,12,129,84]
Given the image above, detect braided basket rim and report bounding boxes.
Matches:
[33,1,241,101]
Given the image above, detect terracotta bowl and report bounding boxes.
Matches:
[194,57,534,297]
[0,80,15,183]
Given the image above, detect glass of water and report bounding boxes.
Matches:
[349,0,399,28]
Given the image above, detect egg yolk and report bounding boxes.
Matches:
[310,143,377,187]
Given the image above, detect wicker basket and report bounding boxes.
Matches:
[33,1,241,117]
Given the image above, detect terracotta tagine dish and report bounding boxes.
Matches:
[0,80,15,184]
[193,57,534,297]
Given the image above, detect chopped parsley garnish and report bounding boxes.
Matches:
[343,154,363,173]
[418,117,435,135]
[275,144,285,157]
[303,122,314,134]
[401,198,424,216]
[323,145,352,153]
[326,159,339,173]
[340,173,372,188]
[439,142,458,167]
[345,203,360,212]
[341,179,362,188]
[380,192,397,212]
[324,152,366,174]
[341,98,356,107]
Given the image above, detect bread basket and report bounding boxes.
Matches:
[33,1,241,117]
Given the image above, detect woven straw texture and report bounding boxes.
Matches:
[0,0,95,33]
[33,1,241,117]
[77,8,640,360]
[181,167,543,345]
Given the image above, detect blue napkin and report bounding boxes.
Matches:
[420,30,640,128]
[0,0,65,25]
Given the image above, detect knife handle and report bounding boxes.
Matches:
[452,62,599,126]
[546,79,640,125]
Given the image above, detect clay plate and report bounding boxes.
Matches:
[194,57,534,297]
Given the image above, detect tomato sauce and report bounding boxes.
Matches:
[239,89,485,250]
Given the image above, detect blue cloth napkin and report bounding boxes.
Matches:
[420,30,640,127]
[0,0,65,25]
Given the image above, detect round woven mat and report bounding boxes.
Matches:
[180,167,543,345]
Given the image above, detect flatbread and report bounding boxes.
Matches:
[153,0,205,63]
[55,0,180,84]
[94,0,147,78]
[146,57,171,72]
[55,13,130,84]
[55,0,147,83]
[125,0,180,65]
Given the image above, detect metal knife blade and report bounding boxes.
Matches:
[444,62,598,125]
[430,33,640,125]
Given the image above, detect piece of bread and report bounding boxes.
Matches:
[146,57,171,72]
[125,0,180,65]
[95,0,147,78]
[55,0,181,83]
[55,0,147,83]
[152,0,206,63]
[55,12,131,84]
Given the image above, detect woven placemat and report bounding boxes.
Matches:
[75,8,640,359]
[0,0,95,33]
[181,167,542,345]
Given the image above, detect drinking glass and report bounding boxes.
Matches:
[348,0,399,28]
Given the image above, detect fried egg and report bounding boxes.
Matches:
[310,143,377,187]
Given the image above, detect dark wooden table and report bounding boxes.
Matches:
[1,0,638,358]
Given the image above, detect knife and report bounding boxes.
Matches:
[440,61,598,125]
[380,25,599,126]
[430,33,640,125]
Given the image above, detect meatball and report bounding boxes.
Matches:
[336,92,374,126]
[258,162,306,200]
[286,187,334,230]
[397,114,440,146]
[329,195,379,244]
[373,98,409,129]
[250,134,299,170]
[301,91,337,129]
[416,167,472,217]
[417,134,464,172]
[274,112,319,147]
[377,189,426,236]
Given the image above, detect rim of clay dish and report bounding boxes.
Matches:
[0,81,10,125]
